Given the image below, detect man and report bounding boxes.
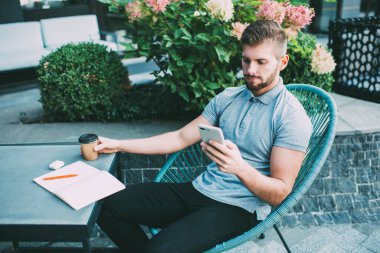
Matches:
[95,20,312,253]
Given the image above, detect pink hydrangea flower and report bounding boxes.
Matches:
[125,1,144,21]
[231,22,249,40]
[144,0,171,13]
[206,0,234,22]
[310,44,336,74]
[283,27,298,40]
[285,5,315,30]
[256,0,286,25]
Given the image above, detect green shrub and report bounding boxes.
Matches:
[37,42,129,122]
[101,0,329,113]
[283,32,334,91]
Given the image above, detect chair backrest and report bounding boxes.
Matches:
[40,15,100,49]
[0,21,44,53]
[153,84,337,252]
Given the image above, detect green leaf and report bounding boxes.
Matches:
[139,50,150,57]
[174,29,182,39]
[210,35,222,42]
[163,35,171,40]
[183,62,194,71]
[195,33,210,42]
[123,51,140,58]
[187,55,202,63]
[109,6,119,12]
[194,44,206,50]
[194,90,202,98]
[120,42,136,52]
[215,46,230,63]
[141,43,150,50]
[171,52,181,61]
[179,89,190,102]
[207,82,220,90]
[181,28,192,38]
[247,0,263,6]
[181,36,191,41]
[165,41,173,48]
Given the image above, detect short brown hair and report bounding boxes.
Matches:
[241,20,287,57]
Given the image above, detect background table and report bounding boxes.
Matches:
[0,145,120,253]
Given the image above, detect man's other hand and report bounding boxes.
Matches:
[201,140,247,175]
[94,136,120,153]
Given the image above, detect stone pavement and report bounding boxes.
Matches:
[226,222,380,253]
[1,86,380,253]
[1,222,379,252]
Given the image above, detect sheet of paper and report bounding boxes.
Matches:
[33,161,99,194]
[55,171,125,210]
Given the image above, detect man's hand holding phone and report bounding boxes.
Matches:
[199,125,247,176]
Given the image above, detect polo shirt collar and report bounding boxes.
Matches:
[248,77,285,105]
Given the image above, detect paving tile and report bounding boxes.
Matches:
[361,234,380,253]
[254,226,318,249]
[330,227,368,251]
[350,245,377,253]
[291,227,340,253]
[327,223,353,234]
[353,222,380,236]
[276,226,319,248]
[260,240,287,253]
[318,243,348,253]
[226,241,262,253]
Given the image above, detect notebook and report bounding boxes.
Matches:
[33,161,125,210]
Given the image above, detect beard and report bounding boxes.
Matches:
[244,67,278,92]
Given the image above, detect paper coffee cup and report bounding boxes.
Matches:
[78,133,99,161]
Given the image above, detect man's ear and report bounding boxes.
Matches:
[279,55,289,71]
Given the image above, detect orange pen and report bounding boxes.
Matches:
[43,174,79,181]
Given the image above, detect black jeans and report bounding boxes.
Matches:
[97,182,259,253]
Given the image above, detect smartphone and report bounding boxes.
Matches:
[198,124,226,145]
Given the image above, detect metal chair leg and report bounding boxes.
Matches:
[82,239,92,253]
[274,224,291,253]
[12,241,20,250]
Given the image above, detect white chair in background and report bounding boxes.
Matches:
[0,21,50,72]
[40,14,121,52]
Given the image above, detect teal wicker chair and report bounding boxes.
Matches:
[149,84,337,253]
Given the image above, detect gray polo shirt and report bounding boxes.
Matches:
[192,78,312,220]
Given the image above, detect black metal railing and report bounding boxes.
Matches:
[329,16,380,103]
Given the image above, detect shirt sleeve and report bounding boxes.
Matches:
[201,92,223,125]
[274,110,313,152]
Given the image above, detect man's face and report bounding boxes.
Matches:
[242,41,288,96]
